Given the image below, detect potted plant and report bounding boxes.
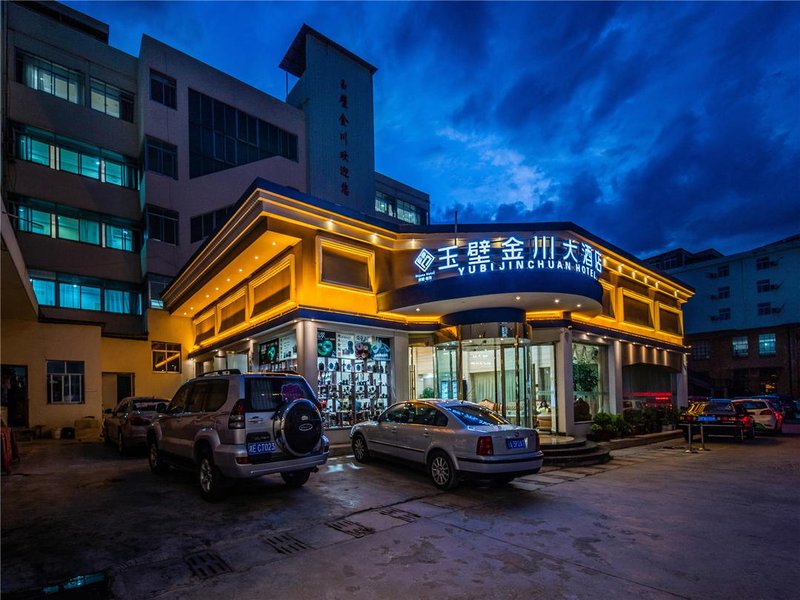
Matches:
[588,412,616,442]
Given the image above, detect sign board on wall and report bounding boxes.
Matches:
[413,235,603,284]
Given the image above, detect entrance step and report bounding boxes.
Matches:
[541,438,611,467]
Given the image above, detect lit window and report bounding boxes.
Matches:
[732,336,748,357]
[90,78,134,121]
[17,50,82,104]
[152,342,181,373]
[758,333,776,357]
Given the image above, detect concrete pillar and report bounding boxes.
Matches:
[556,327,574,435]
[298,320,318,389]
[609,339,624,414]
[393,332,409,402]
[677,352,689,408]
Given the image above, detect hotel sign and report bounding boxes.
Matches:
[413,235,603,283]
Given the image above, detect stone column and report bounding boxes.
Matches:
[556,327,574,435]
[392,332,409,402]
[298,320,318,389]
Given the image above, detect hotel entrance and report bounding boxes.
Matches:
[409,323,558,432]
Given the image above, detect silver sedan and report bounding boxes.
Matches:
[349,400,544,489]
[103,396,168,455]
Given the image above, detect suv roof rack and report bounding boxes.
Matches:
[200,369,242,377]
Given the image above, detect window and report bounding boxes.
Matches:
[145,137,177,178]
[622,295,653,327]
[320,246,372,291]
[58,282,101,311]
[147,205,179,245]
[252,266,291,317]
[152,342,181,373]
[10,196,137,252]
[758,302,772,316]
[150,70,176,108]
[47,360,84,404]
[90,78,133,121]
[105,289,141,314]
[717,264,729,277]
[662,256,678,269]
[732,336,749,358]
[715,286,730,299]
[717,308,731,321]
[190,205,235,243]
[17,50,82,104]
[13,123,139,190]
[757,280,771,293]
[658,308,682,335]
[756,256,772,270]
[29,271,141,315]
[188,88,298,178]
[374,190,428,225]
[148,275,172,309]
[691,340,711,360]
[758,333,777,357]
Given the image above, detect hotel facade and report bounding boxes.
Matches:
[1,1,693,438]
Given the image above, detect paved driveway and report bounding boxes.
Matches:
[2,435,798,599]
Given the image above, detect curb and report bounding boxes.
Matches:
[600,430,684,451]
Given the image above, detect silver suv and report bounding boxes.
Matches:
[147,370,329,500]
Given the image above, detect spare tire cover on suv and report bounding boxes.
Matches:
[274,399,323,456]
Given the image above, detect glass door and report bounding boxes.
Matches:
[434,344,458,400]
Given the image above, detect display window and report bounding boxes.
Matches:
[258,332,298,372]
[572,343,608,422]
[316,330,391,428]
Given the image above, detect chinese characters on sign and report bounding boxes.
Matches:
[338,79,350,198]
[413,235,603,283]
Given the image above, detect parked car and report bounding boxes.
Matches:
[147,370,329,500]
[678,401,755,442]
[104,396,169,455]
[732,398,783,433]
[349,400,544,490]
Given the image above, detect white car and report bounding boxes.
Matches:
[350,400,544,490]
[732,398,783,433]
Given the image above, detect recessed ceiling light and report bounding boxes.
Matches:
[254,256,259,260]
[272,241,276,246]
[226,278,230,282]
[205,294,209,298]
[215,287,219,291]
[238,268,243,272]
[576,303,582,308]
[554,299,560,304]
[515,296,521,301]
[415,308,420,312]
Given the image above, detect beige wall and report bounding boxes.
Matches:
[1,318,103,431]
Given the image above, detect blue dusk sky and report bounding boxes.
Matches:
[65,1,799,258]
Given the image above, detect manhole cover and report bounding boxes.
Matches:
[326,518,375,538]
[263,533,311,555]
[379,507,420,523]
[185,551,231,579]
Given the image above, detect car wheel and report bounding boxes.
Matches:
[117,431,126,456]
[428,451,458,490]
[104,424,112,445]
[281,469,311,488]
[352,434,371,463]
[147,438,169,475]
[198,450,226,502]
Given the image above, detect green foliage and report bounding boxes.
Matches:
[419,387,435,399]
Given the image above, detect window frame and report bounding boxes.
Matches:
[145,137,178,179]
[146,205,179,245]
[46,360,85,404]
[150,70,177,109]
[758,333,777,357]
[152,341,182,373]
[731,336,749,358]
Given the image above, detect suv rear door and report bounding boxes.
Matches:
[172,379,229,458]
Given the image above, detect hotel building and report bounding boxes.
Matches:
[1,1,693,439]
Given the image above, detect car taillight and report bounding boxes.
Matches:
[759,410,773,416]
[129,416,150,426]
[476,436,494,456]
[228,399,246,429]
[530,431,540,452]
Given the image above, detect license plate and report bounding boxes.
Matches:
[247,441,276,455]
[697,416,716,422]
[506,438,526,450]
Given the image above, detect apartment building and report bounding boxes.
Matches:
[646,235,800,398]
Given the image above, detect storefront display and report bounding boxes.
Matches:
[259,332,298,372]
[317,330,391,427]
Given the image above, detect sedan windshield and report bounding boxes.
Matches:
[448,404,509,426]
[132,400,163,412]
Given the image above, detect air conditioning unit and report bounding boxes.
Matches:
[772,307,782,314]
[706,273,718,279]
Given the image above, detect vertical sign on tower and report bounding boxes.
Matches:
[338,78,350,198]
